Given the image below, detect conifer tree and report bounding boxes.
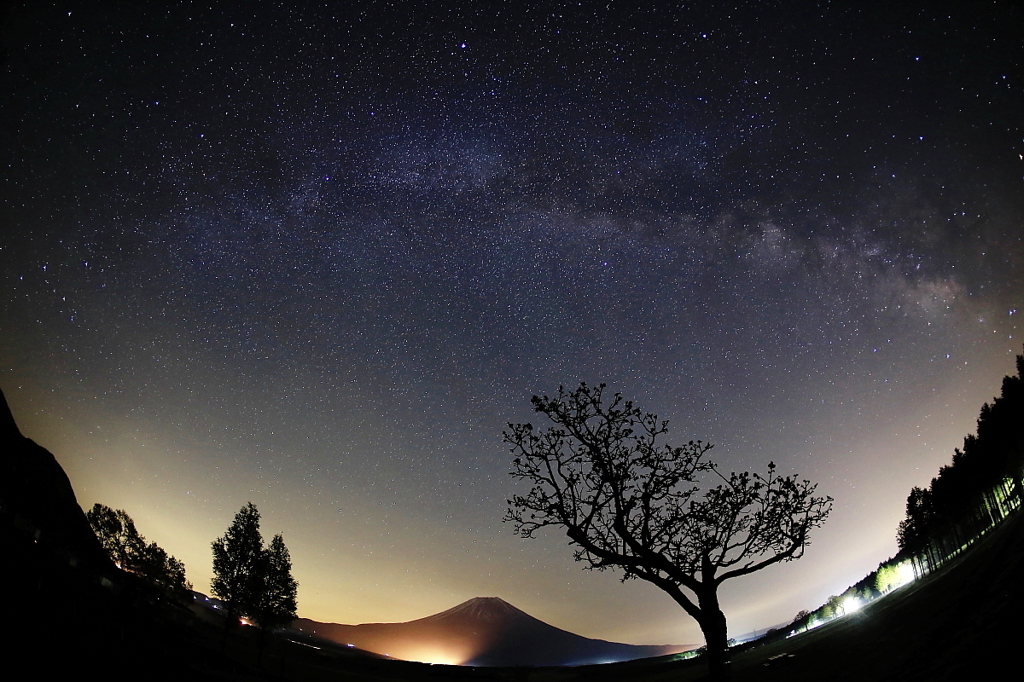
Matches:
[211,502,264,625]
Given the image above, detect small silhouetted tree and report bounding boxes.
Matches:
[791,610,811,632]
[212,502,264,629]
[896,486,933,552]
[87,503,191,597]
[504,383,832,680]
[138,541,192,600]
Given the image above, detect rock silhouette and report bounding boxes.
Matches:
[0,387,111,570]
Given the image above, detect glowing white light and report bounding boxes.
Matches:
[841,597,861,614]
[895,561,916,587]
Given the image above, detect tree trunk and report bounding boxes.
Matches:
[220,607,235,655]
[1012,469,1024,511]
[258,625,268,665]
[698,592,730,680]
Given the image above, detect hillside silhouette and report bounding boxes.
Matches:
[295,596,688,666]
[0,388,215,678]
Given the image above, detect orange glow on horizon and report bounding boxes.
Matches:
[374,642,480,666]
[404,648,468,666]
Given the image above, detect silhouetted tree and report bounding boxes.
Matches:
[249,533,299,660]
[212,502,264,628]
[86,503,192,597]
[250,534,298,629]
[503,383,832,680]
[212,502,299,659]
[137,541,192,600]
[87,503,145,569]
[897,487,934,553]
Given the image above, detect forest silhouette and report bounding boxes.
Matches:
[897,353,1024,567]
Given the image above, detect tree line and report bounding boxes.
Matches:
[87,501,298,643]
[87,503,192,599]
[760,351,1023,644]
[896,351,1024,571]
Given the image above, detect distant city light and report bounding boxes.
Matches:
[389,644,474,666]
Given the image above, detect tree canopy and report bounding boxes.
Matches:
[211,503,298,639]
[86,503,191,598]
[211,502,265,623]
[504,383,831,679]
[249,533,298,633]
[87,503,145,569]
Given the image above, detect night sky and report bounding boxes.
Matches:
[2,1,1022,648]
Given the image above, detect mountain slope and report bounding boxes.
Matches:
[0,388,112,570]
[294,596,689,666]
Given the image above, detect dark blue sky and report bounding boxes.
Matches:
[2,0,1022,645]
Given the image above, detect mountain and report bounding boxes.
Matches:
[293,596,690,666]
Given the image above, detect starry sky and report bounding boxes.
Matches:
[2,0,1022,647]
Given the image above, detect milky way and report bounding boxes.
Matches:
[2,1,1022,644]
